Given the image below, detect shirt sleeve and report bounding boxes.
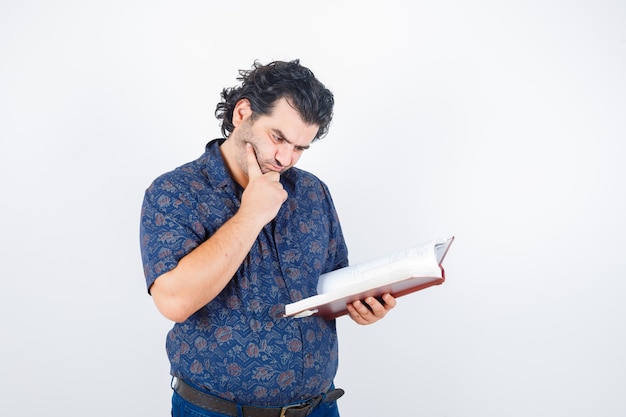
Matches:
[139,177,206,292]
[319,181,349,273]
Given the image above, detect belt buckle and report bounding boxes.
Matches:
[279,398,316,417]
[279,402,303,417]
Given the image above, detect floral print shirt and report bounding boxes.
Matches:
[140,139,348,406]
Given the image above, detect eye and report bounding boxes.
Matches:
[272,134,284,143]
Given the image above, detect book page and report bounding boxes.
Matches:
[435,237,454,263]
[317,239,441,294]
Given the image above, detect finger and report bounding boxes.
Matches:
[353,300,376,320]
[245,143,263,178]
[363,297,384,315]
[381,293,397,310]
[346,304,368,325]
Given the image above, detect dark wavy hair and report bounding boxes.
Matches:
[215,59,334,141]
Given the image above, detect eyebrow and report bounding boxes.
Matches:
[273,128,311,150]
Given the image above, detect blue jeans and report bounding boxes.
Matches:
[171,390,341,417]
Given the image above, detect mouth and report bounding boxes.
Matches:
[263,162,285,173]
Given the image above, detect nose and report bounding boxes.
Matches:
[275,143,294,168]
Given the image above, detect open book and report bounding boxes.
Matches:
[284,236,454,319]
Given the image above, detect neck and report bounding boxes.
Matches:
[219,138,248,188]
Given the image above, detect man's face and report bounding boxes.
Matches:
[231,98,320,177]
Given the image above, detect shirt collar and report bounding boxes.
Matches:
[203,138,241,192]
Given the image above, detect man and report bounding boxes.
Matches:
[140,59,396,417]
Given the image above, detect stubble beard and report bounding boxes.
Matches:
[232,120,259,177]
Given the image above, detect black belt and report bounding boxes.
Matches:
[173,378,344,417]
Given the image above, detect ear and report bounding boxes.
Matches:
[232,99,253,128]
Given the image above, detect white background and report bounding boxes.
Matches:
[1,1,625,416]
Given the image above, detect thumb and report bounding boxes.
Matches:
[245,143,262,179]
